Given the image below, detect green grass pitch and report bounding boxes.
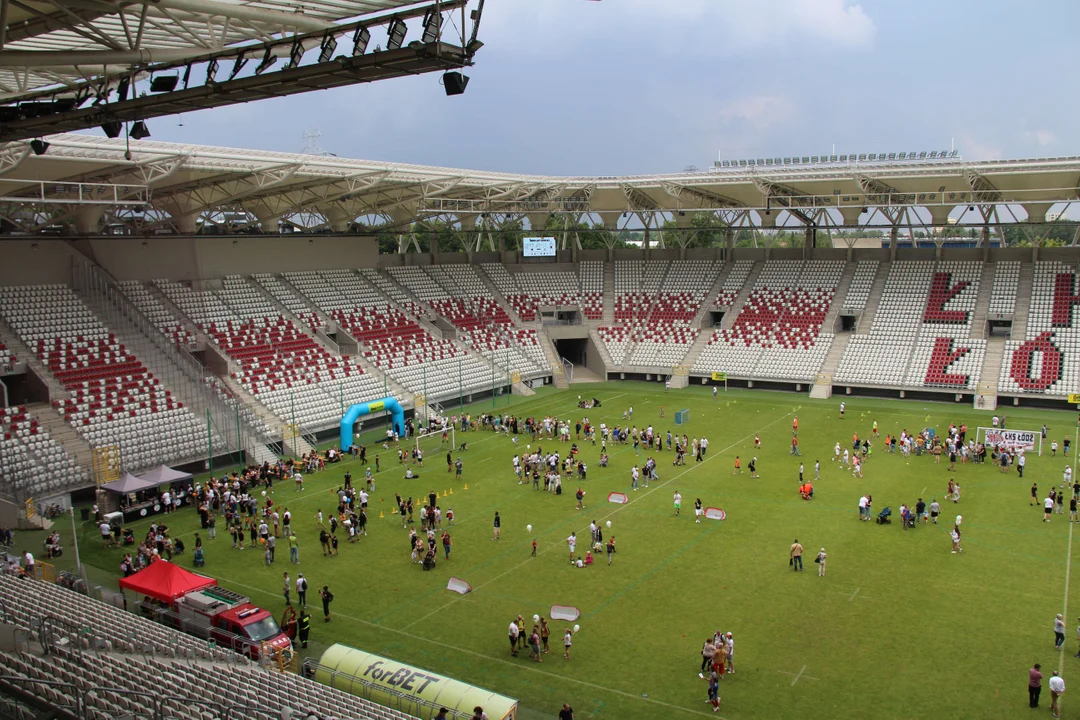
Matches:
[57,382,1080,720]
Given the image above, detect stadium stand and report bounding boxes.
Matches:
[714,260,755,308]
[987,261,1021,316]
[156,278,377,429]
[998,261,1080,397]
[596,326,632,366]
[692,261,843,382]
[0,405,88,495]
[835,261,986,390]
[116,281,198,350]
[0,285,214,470]
[250,273,324,331]
[285,269,491,402]
[839,260,879,315]
[479,263,582,323]
[623,261,720,367]
[0,573,415,720]
[579,261,604,320]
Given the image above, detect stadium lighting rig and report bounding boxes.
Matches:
[0,0,485,142]
[713,150,961,169]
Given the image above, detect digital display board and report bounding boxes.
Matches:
[522,236,556,257]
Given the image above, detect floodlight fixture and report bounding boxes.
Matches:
[101,120,123,138]
[288,42,304,69]
[318,34,338,63]
[422,10,441,43]
[150,75,179,92]
[387,19,406,50]
[206,59,219,83]
[29,139,49,155]
[255,48,278,75]
[352,26,371,55]
[130,121,151,140]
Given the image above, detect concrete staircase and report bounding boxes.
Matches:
[1011,262,1034,340]
[221,375,287,435]
[358,269,445,340]
[475,267,526,326]
[821,262,858,332]
[24,401,93,468]
[0,319,69,402]
[719,261,763,331]
[974,333,1008,410]
[679,328,715,374]
[601,261,615,324]
[855,262,889,335]
[809,332,852,399]
[538,327,569,388]
[247,443,279,466]
[968,262,996,339]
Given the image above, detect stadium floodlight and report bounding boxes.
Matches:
[929,151,938,159]
[887,153,896,160]
[318,34,338,63]
[129,121,150,140]
[422,10,441,43]
[352,26,371,55]
[255,48,277,75]
[387,19,407,50]
[858,154,866,161]
[101,120,122,138]
[206,58,219,83]
[811,156,819,163]
[29,139,48,156]
[918,151,927,159]
[829,155,837,162]
[149,75,179,93]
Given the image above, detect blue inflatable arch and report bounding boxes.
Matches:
[340,397,405,451]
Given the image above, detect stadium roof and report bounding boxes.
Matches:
[0,0,481,140]
[0,133,1078,235]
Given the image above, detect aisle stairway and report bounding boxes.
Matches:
[1011,262,1034,340]
[968,262,996,339]
[855,262,889,334]
[601,262,615,324]
[719,262,763,331]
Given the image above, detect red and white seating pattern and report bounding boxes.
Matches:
[999,262,1080,397]
[836,261,985,389]
[357,267,428,319]
[988,261,1020,316]
[840,261,879,314]
[0,285,213,469]
[623,261,719,367]
[158,278,375,429]
[692,261,844,382]
[287,269,491,402]
[626,325,699,367]
[714,261,754,307]
[390,265,545,375]
[596,326,632,365]
[580,261,604,320]
[202,375,273,438]
[0,405,88,494]
[514,269,580,321]
[251,273,323,331]
[614,260,667,323]
[117,280,197,350]
[0,341,13,370]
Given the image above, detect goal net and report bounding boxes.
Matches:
[975,427,1042,456]
[675,409,690,425]
[414,425,456,461]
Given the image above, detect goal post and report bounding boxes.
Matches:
[675,409,690,425]
[415,425,456,458]
[975,427,1043,456]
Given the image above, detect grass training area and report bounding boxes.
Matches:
[58,382,1080,720]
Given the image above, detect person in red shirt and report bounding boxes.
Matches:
[1030,663,1044,708]
[792,416,798,435]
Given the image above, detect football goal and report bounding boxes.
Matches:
[675,409,690,425]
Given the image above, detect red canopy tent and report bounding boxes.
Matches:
[118,560,216,603]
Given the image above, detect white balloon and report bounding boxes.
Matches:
[533,614,540,623]
[573,624,580,633]
[955,515,962,525]
[606,520,612,528]
[527,524,533,532]
[261,490,266,496]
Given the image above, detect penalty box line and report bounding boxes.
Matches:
[397,409,796,633]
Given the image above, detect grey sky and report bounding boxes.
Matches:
[132,0,1079,175]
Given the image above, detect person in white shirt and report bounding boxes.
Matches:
[508,620,520,657]
[566,533,577,562]
[858,495,869,521]
[1045,495,1055,522]
[1049,671,1066,718]
[724,632,735,673]
[1065,466,1073,488]
[814,460,820,480]
[100,521,113,547]
[833,442,841,462]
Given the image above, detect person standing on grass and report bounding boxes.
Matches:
[1050,671,1065,718]
[296,573,307,607]
[930,498,940,524]
[563,628,573,659]
[507,619,520,657]
[606,536,616,565]
[790,539,803,571]
[320,585,333,622]
[749,457,758,478]
[673,491,682,516]
[695,498,703,523]
[702,669,720,712]
[558,703,574,720]
[442,531,452,560]
[700,638,716,674]
[724,632,734,674]
[541,618,550,654]
[1071,495,1078,523]
[492,512,501,540]
[816,547,827,576]
[814,460,820,481]
[566,532,577,562]
[1030,664,1044,708]
[1055,614,1066,649]
[839,401,846,419]
[799,463,804,483]
[733,456,742,475]
[1046,495,1055,522]
[1032,482,1040,507]
[297,610,310,649]
[283,572,290,605]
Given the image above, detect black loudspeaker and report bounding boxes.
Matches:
[443,71,469,96]
[101,121,123,138]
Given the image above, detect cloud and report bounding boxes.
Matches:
[957,134,1003,162]
[1024,129,1057,147]
[718,96,796,124]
